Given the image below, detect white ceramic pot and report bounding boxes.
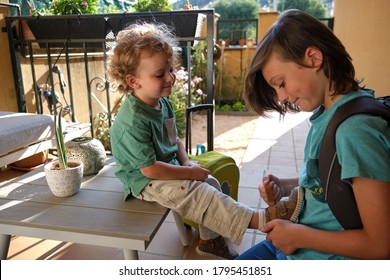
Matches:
[44,160,83,197]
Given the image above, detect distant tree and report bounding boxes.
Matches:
[278,0,326,18]
[213,0,260,20]
[213,0,260,42]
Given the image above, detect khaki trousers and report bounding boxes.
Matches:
[136,176,253,244]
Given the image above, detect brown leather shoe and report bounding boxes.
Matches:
[196,236,239,260]
[265,186,303,222]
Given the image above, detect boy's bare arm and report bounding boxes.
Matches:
[140,138,209,181]
[175,137,192,166]
[141,161,209,181]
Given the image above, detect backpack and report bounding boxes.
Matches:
[319,95,390,229]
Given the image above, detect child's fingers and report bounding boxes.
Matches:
[264,181,277,220]
[258,184,269,203]
[264,181,275,205]
[260,220,275,233]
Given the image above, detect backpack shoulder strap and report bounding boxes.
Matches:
[319,96,390,229]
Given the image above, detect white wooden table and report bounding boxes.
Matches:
[0,157,180,260]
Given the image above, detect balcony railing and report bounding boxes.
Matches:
[5,9,216,149]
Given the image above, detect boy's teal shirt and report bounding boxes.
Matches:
[110,95,180,200]
[290,89,390,259]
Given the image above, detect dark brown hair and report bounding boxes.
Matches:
[244,9,361,117]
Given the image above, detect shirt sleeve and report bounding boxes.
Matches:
[336,114,390,182]
[119,119,156,170]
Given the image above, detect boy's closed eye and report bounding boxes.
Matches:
[155,68,175,79]
[155,71,165,78]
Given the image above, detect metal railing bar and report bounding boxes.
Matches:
[83,44,95,137]
[27,42,41,114]
[65,45,76,122]
[46,46,56,115]
[186,42,192,107]
[102,43,113,128]
[21,52,110,59]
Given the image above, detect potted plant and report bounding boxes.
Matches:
[107,0,206,44]
[44,107,84,197]
[22,0,206,49]
[25,0,106,49]
[131,0,172,12]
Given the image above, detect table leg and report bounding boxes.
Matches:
[172,211,190,246]
[123,249,139,260]
[0,234,11,260]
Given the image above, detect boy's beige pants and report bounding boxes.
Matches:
[136,176,254,244]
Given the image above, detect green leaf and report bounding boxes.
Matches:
[55,108,68,169]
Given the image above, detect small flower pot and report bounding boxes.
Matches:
[44,160,83,197]
[246,38,254,47]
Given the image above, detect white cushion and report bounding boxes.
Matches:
[0,112,56,156]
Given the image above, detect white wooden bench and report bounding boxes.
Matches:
[0,156,189,259]
[0,111,90,168]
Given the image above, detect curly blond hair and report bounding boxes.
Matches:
[107,22,179,93]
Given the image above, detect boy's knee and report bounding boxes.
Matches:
[206,175,222,191]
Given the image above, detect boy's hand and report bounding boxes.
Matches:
[259,174,284,204]
[264,179,277,220]
[181,159,202,168]
[261,219,301,255]
[189,165,210,181]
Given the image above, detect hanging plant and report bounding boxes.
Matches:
[30,0,100,15]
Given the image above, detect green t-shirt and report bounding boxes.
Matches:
[110,95,179,199]
[290,89,390,260]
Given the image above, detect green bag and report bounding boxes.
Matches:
[184,148,240,229]
[189,150,239,200]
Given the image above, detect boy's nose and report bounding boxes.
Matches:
[168,72,176,83]
[277,90,289,103]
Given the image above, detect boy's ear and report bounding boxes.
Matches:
[126,74,140,89]
[305,46,323,68]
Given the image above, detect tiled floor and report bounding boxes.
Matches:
[1,111,312,260]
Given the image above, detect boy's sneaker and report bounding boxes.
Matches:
[196,236,239,260]
[265,186,303,223]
